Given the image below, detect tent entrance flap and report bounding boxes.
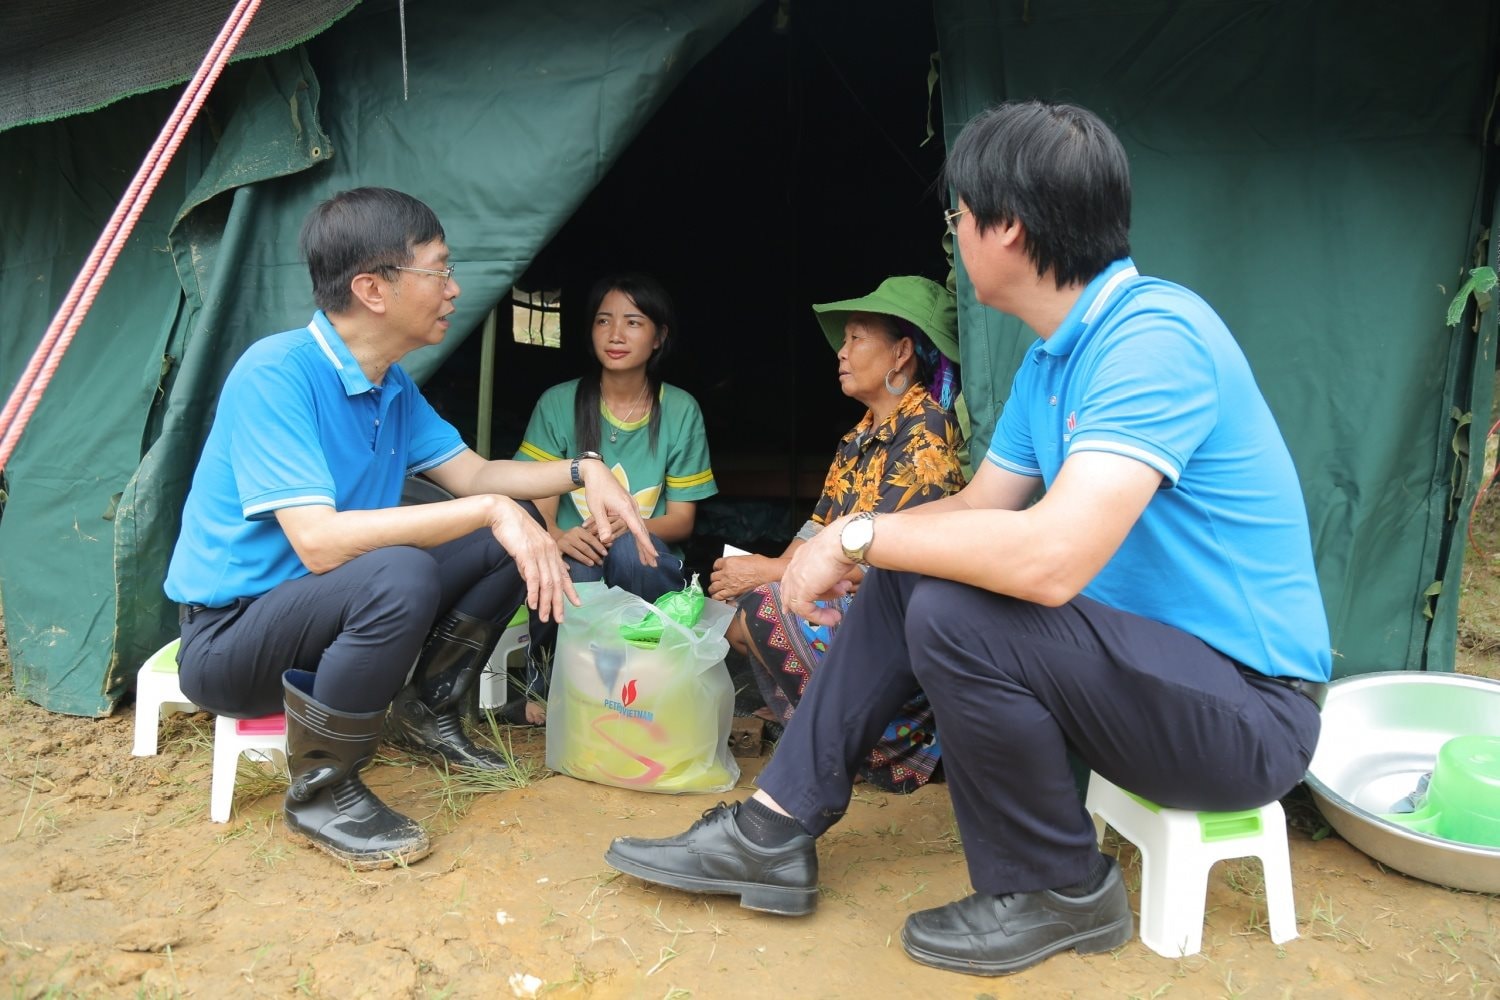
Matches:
[0,0,756,716]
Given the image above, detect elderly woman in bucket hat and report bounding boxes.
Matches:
[708,276,966,792]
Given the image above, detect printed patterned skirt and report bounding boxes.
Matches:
[739,581,941,793]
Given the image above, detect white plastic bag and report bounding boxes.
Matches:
[545,582,739,793]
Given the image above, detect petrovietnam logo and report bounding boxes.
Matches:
[604,678,654,721]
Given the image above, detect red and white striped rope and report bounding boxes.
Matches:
[0,0,263,472]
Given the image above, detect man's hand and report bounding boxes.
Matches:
[577,460,657,567]
[780,518,858,627]
[487,497,580,623]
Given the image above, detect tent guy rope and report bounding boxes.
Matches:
[0,0,263,473]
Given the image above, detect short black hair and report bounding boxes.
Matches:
[942,101,1131,288]
[299,187,445,312]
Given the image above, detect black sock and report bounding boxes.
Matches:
[1053,851,1112,898]
[735,798,807,847]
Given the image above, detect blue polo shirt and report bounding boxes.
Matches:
[987,258,1331,682]
[165,311,466,607]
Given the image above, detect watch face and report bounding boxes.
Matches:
[842,515,874,560]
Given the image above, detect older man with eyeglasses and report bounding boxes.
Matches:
[165,187,655,869]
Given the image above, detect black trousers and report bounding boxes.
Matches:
[756,569,1321,897]
[177,528,527,718]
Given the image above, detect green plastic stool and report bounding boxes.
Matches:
[478,606,531,711]
[131,638,198,757]
[1085,771,1297,957]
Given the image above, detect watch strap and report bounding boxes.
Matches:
[571,450,603,488]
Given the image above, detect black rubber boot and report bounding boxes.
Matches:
[281,670,431,870]
[386,609,510,770]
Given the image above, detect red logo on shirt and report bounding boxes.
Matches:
[1066,411,1077,433]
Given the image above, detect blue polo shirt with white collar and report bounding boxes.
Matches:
[986,258,1331,682]
[165,311,466,607]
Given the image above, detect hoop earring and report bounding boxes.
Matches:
[884,368,911,395]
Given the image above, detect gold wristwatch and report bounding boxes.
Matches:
[840,511,876,565]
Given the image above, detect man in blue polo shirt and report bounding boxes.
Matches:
[165,187,653,870]
[604,102,1331,976]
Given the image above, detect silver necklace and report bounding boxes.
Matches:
[607,381,650,444]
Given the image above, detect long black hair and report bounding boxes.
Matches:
[573,272,678,453]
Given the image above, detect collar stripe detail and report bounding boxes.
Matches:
[1080,265,1140,325]
[307,321,345,370]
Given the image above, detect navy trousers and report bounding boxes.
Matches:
[177,528,527,718]
[756,569,1321,896]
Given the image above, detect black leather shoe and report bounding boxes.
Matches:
[900,858,1133,975]
[604,802,819,915]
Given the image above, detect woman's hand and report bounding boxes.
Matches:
[487,497,581,623]
[578,461,657,567]
[709,554,775,604]
[584,514,630,543]
[556,524,609,566]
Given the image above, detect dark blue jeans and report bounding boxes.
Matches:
[756,569,1321,897]
[177,528,526,718]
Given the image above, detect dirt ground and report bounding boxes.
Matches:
[4,570,1500,998]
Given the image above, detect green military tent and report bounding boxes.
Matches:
[1,0,1495,715]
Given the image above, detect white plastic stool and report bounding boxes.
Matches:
[1085,772,1298,958]
[478,609,531,711]
[210,713,288,823]
[132,639,199,757]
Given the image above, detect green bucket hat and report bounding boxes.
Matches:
[811,276,959,362]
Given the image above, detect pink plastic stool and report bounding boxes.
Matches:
[210,713,288,822]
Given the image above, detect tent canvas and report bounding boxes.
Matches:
[0,0,758,714]
[0,0,1496,715]
[935,0,1499,680]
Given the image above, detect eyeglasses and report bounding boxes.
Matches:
[392,264,456,283]
[943,207,969,236]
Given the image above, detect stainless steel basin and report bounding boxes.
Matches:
[1303,670,1500,893]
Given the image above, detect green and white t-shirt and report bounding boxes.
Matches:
[516,379,717,532]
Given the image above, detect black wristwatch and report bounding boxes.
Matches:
[570,450,603,488]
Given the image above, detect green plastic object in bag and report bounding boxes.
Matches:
[618,574,708,648]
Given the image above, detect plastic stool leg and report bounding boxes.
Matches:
[132,692,162,757]
[210,715,239,823]
[1139,838,1210,958]
[1256,803,1299,945]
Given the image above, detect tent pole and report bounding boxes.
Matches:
[477,306,498,458]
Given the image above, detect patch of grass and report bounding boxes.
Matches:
[421,724,550,824]
[1306,892,1372,951]
[1222,859,1266,900]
